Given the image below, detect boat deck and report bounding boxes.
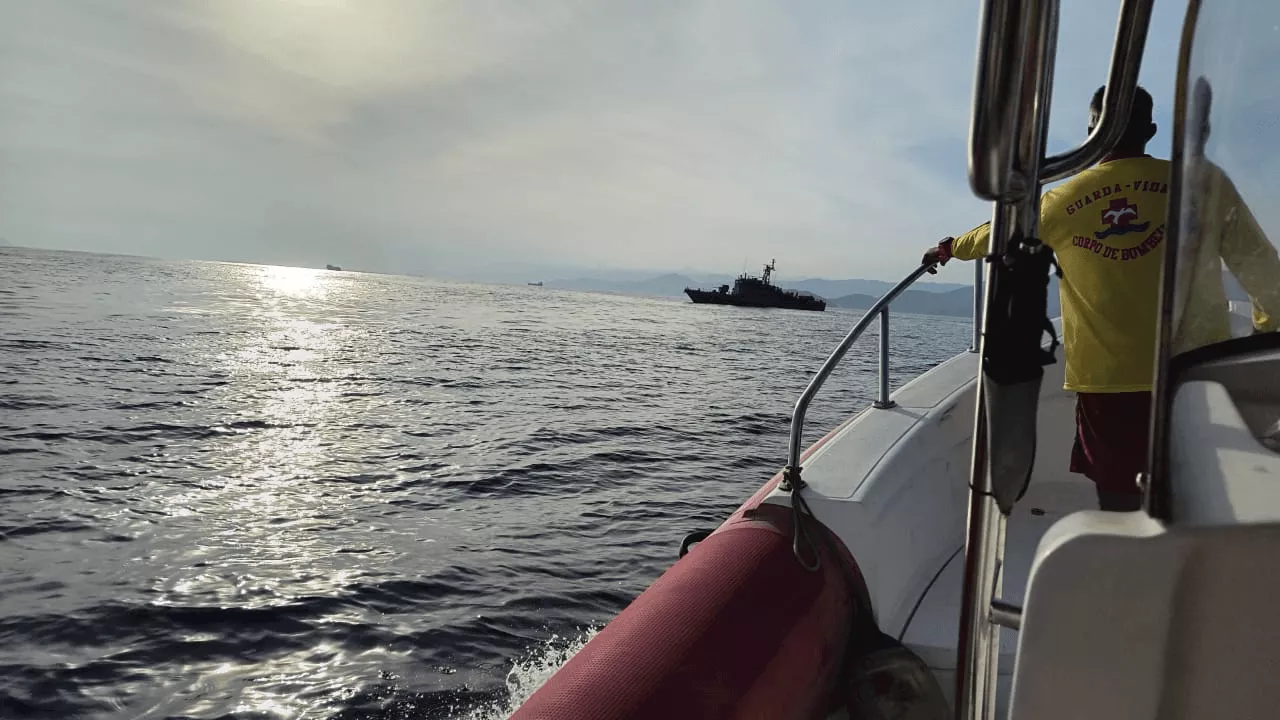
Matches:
[760,325,1093,717]
[901,477,1097,715]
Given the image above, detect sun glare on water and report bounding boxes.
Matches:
[257,264,332,299]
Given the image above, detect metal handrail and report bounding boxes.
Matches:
[785,262,938,473]
[969,0,1153,200]
[967,0,1030,202]
[1041,0,1153,182]
[971,261,985,352]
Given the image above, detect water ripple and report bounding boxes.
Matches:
[0,247,971,719]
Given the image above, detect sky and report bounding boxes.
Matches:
[0,0,1191,284]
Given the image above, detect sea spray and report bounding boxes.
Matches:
[462,626,601,719]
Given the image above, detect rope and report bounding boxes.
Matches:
[782,464,888,711]
[781,465,822,572]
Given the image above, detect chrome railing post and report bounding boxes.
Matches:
[959,0,1056,712]
[967,0,1028,202]
[786,263,934,474]
[956,0,1154,718]
[874,308,894,409]
[1041,0,1154,182]
[957,383,1004,720]
[970,261,984,353]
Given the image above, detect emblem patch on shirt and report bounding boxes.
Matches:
[1095,198,1150,239]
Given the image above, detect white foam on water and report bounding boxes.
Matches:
[458,626,601,720]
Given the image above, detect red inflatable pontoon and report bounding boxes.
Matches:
[511,475,870,720]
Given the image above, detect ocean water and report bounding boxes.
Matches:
[0,247,971,719]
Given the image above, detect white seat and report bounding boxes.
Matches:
[1009,511,1280,720]
[1009,378,1280,720]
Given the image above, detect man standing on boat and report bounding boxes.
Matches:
[922,86,1280,512]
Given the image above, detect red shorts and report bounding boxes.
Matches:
[1069,391,1151,498]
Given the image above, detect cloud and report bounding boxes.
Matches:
[0,0,1192,281]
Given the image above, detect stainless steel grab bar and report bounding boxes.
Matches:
[967,0,1031,202]
[1042,0,1154,182]
[971,261,984,353]
[874,308,894,410]
[969,0,1154,200]
[785,262,937,473]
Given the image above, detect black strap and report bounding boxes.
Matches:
[781,465,822,572]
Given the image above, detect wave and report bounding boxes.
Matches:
[0,249,973,719]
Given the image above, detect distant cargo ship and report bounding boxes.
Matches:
[684,259,825,312]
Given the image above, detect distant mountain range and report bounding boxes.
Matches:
[545,273,971,299]
[831,287,980,317]
[545,271,1022,318]
[830,276,1064,318]
[829,271,1248,319]
[545,270,1226,320]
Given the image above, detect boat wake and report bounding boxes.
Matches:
[460,627,600,720]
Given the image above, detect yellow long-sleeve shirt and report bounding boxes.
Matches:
[951,156,1280,393]
[1174,162,1280,353]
